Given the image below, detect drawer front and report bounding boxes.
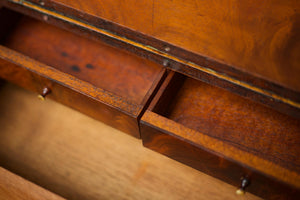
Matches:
[0,46,141,137]
[0,8,166,138]
[141,111,300,199]
[140,71,300,199]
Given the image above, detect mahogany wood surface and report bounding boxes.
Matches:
[141,111,300,200]
[0,45,143,137]
[26,0,300,92]
[0,2,298,198]
[0,167,65,200]
[141,72,300,199]
[2,2,299,119]
[0,10,166,137]
[165,76,300,173]
[142,117,300,199]
[4,16,162,105]
[0,83,261,200]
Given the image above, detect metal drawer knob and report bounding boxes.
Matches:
[38,87,51,101]
[236,177,250,195]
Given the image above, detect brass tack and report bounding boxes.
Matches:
[38,87,51,101]
[43,15,49,21]
[236,188,245,195]
[37,94,45,101]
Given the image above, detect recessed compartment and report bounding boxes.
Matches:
[0,8,165,137]
[140,71,300,199]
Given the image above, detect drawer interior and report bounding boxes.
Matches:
[0,9,163,105]
[151,72,300,174]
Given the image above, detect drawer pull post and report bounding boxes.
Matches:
[38,87,51,101]
[236,177,250,195]
[163,59,170,67]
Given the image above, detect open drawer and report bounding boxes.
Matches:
[140,71,300,199]
[0,8,165,138]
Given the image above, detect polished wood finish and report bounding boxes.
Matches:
[30,0,300,92]
[5,16,162,105]
[141,115,300,199]
[0,11,165,137]
[0,83,261,200]
[166,76,300,173]
[0,167,65,200]
[141,71,300,199]
[2,1,299,118]
[0,1,299,198]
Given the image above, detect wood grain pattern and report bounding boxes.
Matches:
[5,16,162,105]
[0,13,166,137]
[141,72,300,199]
[0,3,298,199]
[141,111,300,199]
[27,0,300,92]
[0,83,261,200]
[0,167,65,200]
[0,45,143,137]
[2,2,299,119]
[165,76,300,173]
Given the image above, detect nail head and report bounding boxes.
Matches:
[43,15,49,21]
[163,60,169,67]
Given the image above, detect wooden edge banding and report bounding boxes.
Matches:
[147,70,176,112]
[140,68,167,106]
[141,110,300,189]
[147,71,185,113]
[137,68,168,137]
[0,167,65,200]
[4,0,300,115]
[0,45,142,116]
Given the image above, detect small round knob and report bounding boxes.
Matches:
[38,87,51,101]
[236,177,250,195]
